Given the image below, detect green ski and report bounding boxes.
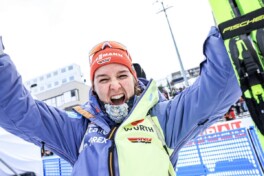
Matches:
[234,0,264,149]
[208,0,264,137]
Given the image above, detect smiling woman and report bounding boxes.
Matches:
[0,33,241,176]
[93,63,136,123]
[90,42,140,124]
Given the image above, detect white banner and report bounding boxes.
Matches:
[0,128,43,176]
[201,115,254,135]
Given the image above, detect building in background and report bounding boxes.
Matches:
[24,64,85,95]
[36,80,90,110]
[24,63,90,110]
[156,66,200,89]
[169,66,200,86]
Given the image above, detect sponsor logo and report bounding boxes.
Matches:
[97,57,111,64]
[124,124,154,132]
[131,119,144,126]
[128,137,152,143]
[223,14,264,34]
[88,127,108,135]
[201,120,242,135]
[95,52,123,64]
[88,136,108,146]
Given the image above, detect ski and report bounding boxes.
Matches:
[208,0,264,138]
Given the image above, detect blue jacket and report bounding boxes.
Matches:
[0,27,241,175]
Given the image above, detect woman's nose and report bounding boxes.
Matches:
[110,79,121,90]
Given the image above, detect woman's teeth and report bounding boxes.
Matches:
[111,94,124,99]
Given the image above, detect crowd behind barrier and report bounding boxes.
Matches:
[161,85,248,121]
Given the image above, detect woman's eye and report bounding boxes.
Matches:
[119,75,127,79]
[99,78,109,83]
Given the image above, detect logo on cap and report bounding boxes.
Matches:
[95,52,124,65]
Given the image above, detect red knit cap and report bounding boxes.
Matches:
[89,41,137,81]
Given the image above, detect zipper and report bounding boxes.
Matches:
[108,126,119,176]
[106,80,153,175]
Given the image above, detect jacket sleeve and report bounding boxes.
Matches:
[152,27,242,150]
[0,41,88,165]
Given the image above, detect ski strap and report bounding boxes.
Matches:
[219,7,264,39]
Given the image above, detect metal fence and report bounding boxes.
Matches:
[43,157,72,176]
[176,128,263,175]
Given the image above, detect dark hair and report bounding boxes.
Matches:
[133,63,146,79]
[134,81,142,95]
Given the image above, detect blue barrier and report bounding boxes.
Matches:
[176,128,263,175]
[43,128,264,176]
[43,157,72,176]
[248,126,264,168]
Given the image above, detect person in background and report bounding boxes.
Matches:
[0,26,241,176]
[224,105,236,121]
[132,63,146,79]
[162,88,170,100]
[239,96,248,114]
[234,99,242,116]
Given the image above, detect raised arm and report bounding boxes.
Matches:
[0,37,88,165]
[152,27,241,150]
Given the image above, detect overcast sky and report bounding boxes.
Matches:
[0,0,215,85]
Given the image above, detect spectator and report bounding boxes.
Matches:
[239,97,248,113]
[235,99,242,116]
[224,106,236,121]
[133,63,146,79]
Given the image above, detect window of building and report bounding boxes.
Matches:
[43,89,79,108]
[50,98,56,107]
[70,89,79,101]
[63,89,79,103]
[47,73,51,79]
[54,81,59,86]
[47,84,52,89]
[56,95,64,107]
[71,90,76,97]
[53,71,58,76]
[62,78,67,84]
[64,91,71,103]
[39,76,44,81]
[68,65,73,71]
[69,76,74,81]
[44,97,56,107]
[61,68,66,73]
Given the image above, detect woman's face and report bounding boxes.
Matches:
[93,63,135,105]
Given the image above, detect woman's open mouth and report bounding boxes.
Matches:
[110,94,125,105]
